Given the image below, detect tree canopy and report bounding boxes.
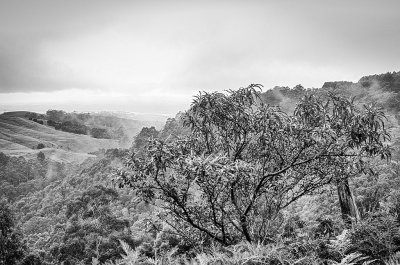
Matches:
[0,202,26,265]
[117,85,391,245]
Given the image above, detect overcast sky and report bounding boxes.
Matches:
[0,0,399,114]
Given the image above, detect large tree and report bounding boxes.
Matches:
[117,85,390,245]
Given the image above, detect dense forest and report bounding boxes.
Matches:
[2,71,400,265]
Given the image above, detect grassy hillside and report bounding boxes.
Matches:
[0,114,120,162]
[0,110,165,163]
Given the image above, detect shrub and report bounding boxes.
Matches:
[60,121,87,135]
[90,127,111,139]
[19,253,44,265]
[110,240,323,265]
[346,213,400,263]
[37,152,45,162]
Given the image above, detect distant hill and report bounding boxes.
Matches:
[93,111,171,123]
[0,114,121,163]
[0,109,166,163]
[87,113,166,140]
[0,111,44,118]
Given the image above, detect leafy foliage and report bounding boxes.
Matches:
[346,213,400,263]
[3,72,400,264]
[45,109,129,140]
[51,186,133,265]
[37,151,45,162]
[134,127,159,150]
[117,85,390,246]
[0,202,27,265]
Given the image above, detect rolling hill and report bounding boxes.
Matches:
[0,114,121,163]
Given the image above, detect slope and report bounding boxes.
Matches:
[0,114,120,163]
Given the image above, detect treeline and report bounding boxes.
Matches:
[263,71,400,113]
[27,110,126,139]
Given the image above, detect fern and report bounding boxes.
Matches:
[329,252,376,265]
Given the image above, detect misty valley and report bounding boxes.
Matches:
[1,71,400,264]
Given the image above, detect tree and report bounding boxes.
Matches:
[117,85,390,245]
[90,127,111,139]
[0,201,26,265]
[337,177,361,225]
[37,151,45,162]
[134,126,159,150]
[52,186,132,264]
[159,115,189,141]
[60,120,87,135]
[46,110,66,122]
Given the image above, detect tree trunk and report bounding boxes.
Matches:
[337,177,360,226]
[240,215,252,243]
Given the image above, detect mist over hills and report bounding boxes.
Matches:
[0,109,164,163]
[92,111,171,123]
[2,70,400,264]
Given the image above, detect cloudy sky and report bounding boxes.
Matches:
[0,0,399,114]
